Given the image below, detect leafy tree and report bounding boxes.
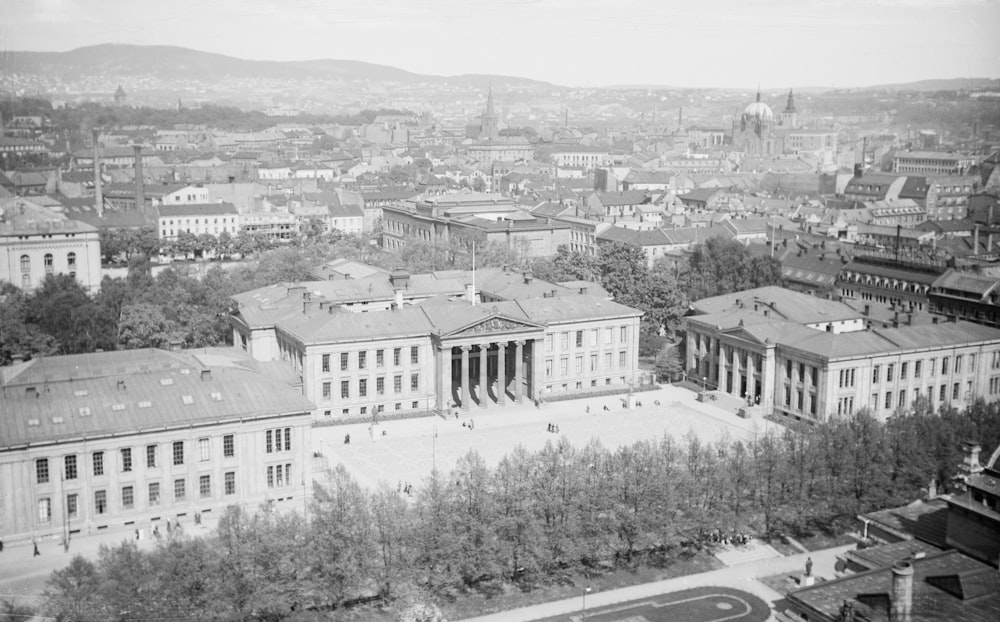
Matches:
[27,274,109,354]
[41,556,105,621]
[117,302,179,349]
[0,282,59,363]
[682,237,785,300]
[530,246,599,283]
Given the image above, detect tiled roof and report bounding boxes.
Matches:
[0,348,314,449]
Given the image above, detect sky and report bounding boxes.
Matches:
[1,0,999,88]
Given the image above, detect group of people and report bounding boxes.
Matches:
[461,419,475,430]
[702,528,753,547]
[546,423,561,433]
[398,481,414,496]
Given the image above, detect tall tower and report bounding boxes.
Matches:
[782,88,797,128]
[480,87,499,140]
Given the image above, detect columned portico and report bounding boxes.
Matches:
[433,314,545,411]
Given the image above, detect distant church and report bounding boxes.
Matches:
[465,87,534,167]
[730,88,797,156]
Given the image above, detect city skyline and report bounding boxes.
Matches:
[1,0,998,89]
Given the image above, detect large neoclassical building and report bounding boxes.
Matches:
[230,265,643,419]
[685,286,1000,422]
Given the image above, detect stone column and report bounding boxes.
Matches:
[479,344,488,408]
[514,340,524,403]
[716,342,726,391]
[748,352,757,402]
[461,345,470,410]
[497,341,507,406]
[731,346,739,396]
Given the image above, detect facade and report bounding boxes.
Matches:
[550,147,612,170]
[947,442,1000,567]
[157,202,239,240]
[928,268,1000,328]
[684,286,1000,422]
[0,198,102,293]
[465,89,535,166]
[892,150,980,175]
[230,268,643,419]
[381,193,572,258]
[925,175,979,220]
[0,348,315,543]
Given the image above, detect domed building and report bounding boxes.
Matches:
[731,89,780,156]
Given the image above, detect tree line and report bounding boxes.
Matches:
[31,400,1000,622]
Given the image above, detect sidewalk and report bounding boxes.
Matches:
[458,543,856,622]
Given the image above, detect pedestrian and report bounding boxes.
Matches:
[397,480,402,493]
[469,419,474,430]
[586,405,590,414]
[33,541,40,557]
[344,433,351,444]
[805,557,813,577]
[135,529,140,540]
[166,519,172,534]
[382,429,387,436]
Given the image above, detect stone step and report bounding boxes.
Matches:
[714,539,783,567]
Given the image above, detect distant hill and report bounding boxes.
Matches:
[863,77,1000,91]
[0,44,554,88]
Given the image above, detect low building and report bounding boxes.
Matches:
[928,268,1000,328]
[684,286,1000,422]
[0,348,316,544]
[230,268,643,419]
[0,197,102,293]
[156,202,239,240]
[892,150,980,176]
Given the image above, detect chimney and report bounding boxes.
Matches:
[200,369,212,382]
[93,129,103,218]
[168,339,183,351]
[395,288,404,309]
[523,273,534,284]
[853,163,863,178]
[133,144,145,211]
[890,560,914,622]
[11,353,25,365]
[465,282,475,303]
[956,441,984,490]
[932,316,939,324]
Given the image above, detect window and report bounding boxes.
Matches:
[953,383,960,400]
[38,498,52,523]
[885,392,892,409]
[198,438,210,461]
[899,390,906,408]
[411,374,419,391]
[223,435,234,458]
[955,355,963,374]
[322,353,330,372]
[267,465,274,488]
[358,351,367,369]
[590,329,598,346]
[377,377,385,395]
[120,447,132,472]
[901,362,908,380]
[65,455,78,480]
[340,352,349,371]
[225,471,236,495]
[284,428,291,451]
[604,328,613,344]
[341,380,349,399]
[561,332,569,349]
[146,444,157,468]
[887,364,894,382]
[174,478,186,500]
[576,331,583,347]
[376,349,384,368]
[590,354,597,372]
[36,458,49,484]
[66,493,78,518]
[20,254,29,273]
[394,375,402,393]
[95,490,107,515]
[620,326,628,343]
[200,475,211,498]
[322,381,331,399]
[411,346,419,364]
[172,441,184,465]
[67,252,76,267]
[359,378,368,397]
[915,361,922,378]
[604,352,612,369]
[969,354,976,372]
[575,356,583,374]
[929,358,937,375]
[545,334,553,353]
[43,253,53,274]
[619,351,626,368]
[942,357,949,374]
[122,486,134,510]
[148,483,160,506]
[940,384,947,401]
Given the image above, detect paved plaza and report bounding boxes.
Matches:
[312,385,778,489]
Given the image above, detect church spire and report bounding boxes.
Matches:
[785,88,796,113]
[481,86,499,140]
[755,85,761,103]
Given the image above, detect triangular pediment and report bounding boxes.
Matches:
[719,325,768,345]
[445,314,543,339]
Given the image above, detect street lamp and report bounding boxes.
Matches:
[702,375,707,392]
[582,586,592,618]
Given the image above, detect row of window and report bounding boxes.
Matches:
[265,428,292,453]
[873,354,974,384]
[546,376,624,392]
[35,436,235,484]
[874,382,972,410]
[545,352,628,377]
[321,347,420,373]
[19,252,77,274]
[323,400,423,418]
[544,327,629,353]
[323,375,420,400]
[36,472,237,522]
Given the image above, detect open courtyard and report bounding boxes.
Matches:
[312,385,779,489]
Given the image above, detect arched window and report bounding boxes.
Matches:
[20,254,30,273]
[67,252,76,267]
[44,253,54,274]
